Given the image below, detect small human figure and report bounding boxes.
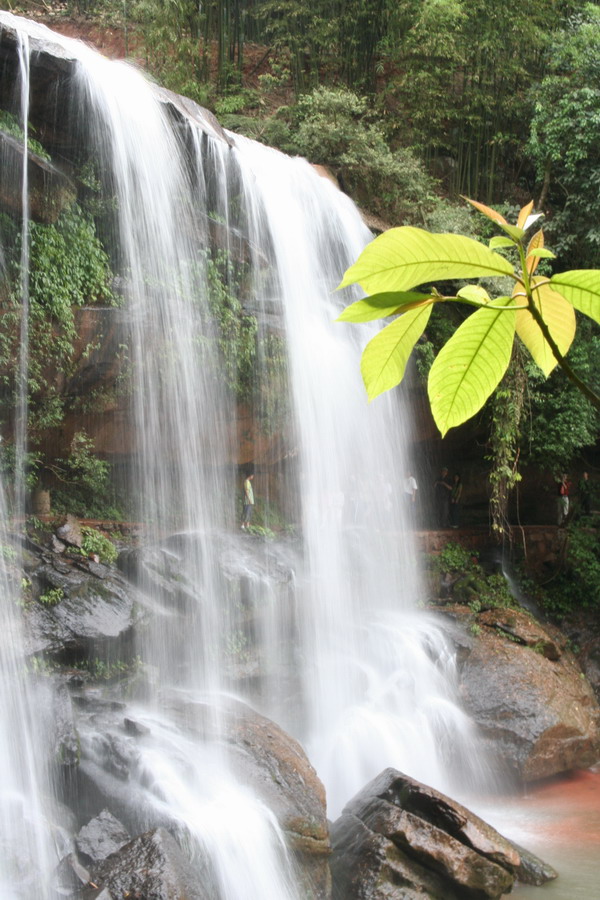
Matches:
[557,472,571,526]
[434,466,453,528]
[403,472,418,523]
[241,472,255,530]
[450,473,463,528]
[578,471,593,516]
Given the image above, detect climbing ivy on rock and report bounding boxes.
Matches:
[0,202,115,435]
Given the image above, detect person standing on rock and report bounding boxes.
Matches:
[241,472,255,530]
[557,473,571,526]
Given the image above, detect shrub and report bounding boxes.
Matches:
[80,526,118,564]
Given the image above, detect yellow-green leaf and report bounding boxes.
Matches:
[457,285,491,305]
[336,291,434,323]
[517,201,534,230]
[515,278,575,376]
[528,248,555,260]
[549,270,600,326]
[463,197,508,225]
[498,223,526,241]
[526,230,544,276]
[338,227,514,294]
[489,236,514,250]
[428,297,516,437]
[361,304,433,400]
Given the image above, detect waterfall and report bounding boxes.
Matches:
[0,12,487,897]
[224,135,484,815]
[0,26,60,899]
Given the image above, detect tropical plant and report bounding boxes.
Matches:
[337,198,600,439]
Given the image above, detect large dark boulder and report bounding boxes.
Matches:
[330,769,555,900]
[452,606,600,781]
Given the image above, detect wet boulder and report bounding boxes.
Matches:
[330,769,550,900]
[81,827,209,900]
[24,553,144,658]
[136,695,331,900]
[224,702,331,899]
[454,607,600,781]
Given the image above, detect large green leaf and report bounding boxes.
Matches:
[428,297,516,437]
[337,290,434,323]
[550,270,600,325]
[515,278,575,376]
[361,304,433,400]
[338,227,514,295]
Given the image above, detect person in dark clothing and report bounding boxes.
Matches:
[434,467,453,528]
[450,473,463,528]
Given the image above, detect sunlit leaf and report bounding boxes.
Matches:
[457,285,491,304]
[528,248,556,259]
[361,304,433,400]
[463,197,508,224]
[489,236,514,250]
[515,278,575,376]
[498,223,525,241]
[549,270,600,326]
[516,201,534,230]
[526,230,544,275]
[338,226,514,294]
[428,297,516,437]
[337,290,434,322]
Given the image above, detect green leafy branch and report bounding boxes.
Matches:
[337,198,600,436]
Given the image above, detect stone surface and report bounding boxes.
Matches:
[24,552,144,658]
[76,809,131,864]
[346,769,519,869]
[56,514,83,549]
[330,769,521,900]
[331,813,462,900]
[82,828,208,900]
[456,607,600,781]
[510,840,558,886]
[0,129,76,223]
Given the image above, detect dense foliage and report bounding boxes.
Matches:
[4,0,600,521]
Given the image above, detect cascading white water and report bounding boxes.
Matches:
[0,27,60,898]
[224,136,487,815]
[0,13,489,896]
[0,485,59,899]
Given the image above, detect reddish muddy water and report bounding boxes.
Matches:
[472,768,600,899]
